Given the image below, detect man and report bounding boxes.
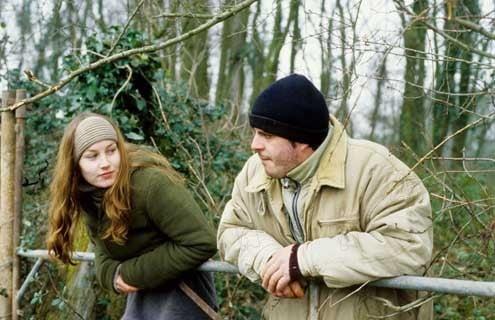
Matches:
[217,74,433,319]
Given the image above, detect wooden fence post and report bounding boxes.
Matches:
[0,90,16,320]
[12,90,27,320]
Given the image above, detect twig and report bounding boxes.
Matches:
[453,17,495,41]
[429,170,495,174]
[367,294,438,319]
[395,1,495,59]
[227,276,245,320]
[394,111,495,187]
[154,13,214,19]
[152,84,171,130]
[430,193,495,207]
[46,266,85,320]
[109,65,133,112]
[320,280,370,311]
[2,0,258,113]
[428,156,495,163]
[185,158,216,208]
[441,257,480,280]
[23,70,50,89]
[106,0,145,57]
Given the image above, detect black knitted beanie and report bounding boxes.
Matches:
[249,74,329,149]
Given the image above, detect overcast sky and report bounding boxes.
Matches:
[1,0,493,138]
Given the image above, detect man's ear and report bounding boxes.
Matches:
[295,142,311,151]
[295,142,314,158]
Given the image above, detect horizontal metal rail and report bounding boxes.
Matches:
[17,249,495,298]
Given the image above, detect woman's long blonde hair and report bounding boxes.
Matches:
[47,112,184,264]
[46,112,182,264]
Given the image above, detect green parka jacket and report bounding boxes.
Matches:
[82,151,217,292]
[218,116,433,320]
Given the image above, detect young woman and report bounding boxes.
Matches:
[47,112,218,319]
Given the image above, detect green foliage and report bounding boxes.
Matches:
[30,291,44,305]
[423,162,495,318]
[10,23,495,318]
[215,275,266,319]
[16,26,254,319]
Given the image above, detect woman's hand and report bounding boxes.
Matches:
[114,273,139,293]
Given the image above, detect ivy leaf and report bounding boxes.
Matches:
[125,132,144,141]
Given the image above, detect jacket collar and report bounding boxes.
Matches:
[314,114,347,189]
[245,115,347,193]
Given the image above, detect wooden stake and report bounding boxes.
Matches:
[12,90,27,320]
[0,90,16,319]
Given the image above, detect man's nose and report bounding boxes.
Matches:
[251,134,263,151]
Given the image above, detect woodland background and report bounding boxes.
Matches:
[0,0,494,319]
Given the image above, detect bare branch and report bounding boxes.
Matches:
[109,65,132,112]
[154,13,214,19]
[423,20,495,59]
[1,0,258,112]
[106,0,145,57]
[395,1,495,60]
[453,17,495,41]
[23,70,50,89]
[428,157,495,163]
[394,111,495,188]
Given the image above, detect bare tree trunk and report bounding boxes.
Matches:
[247,0,265,107]
[319,0,334,99]
[48,0,64,80]
[336,0,348,122]
[432,4,461,156]
[450,1,480,159]
[215,0,250,117]
[399,0,427,160]
[249,0,299,105]
[335,0,359,134]
[14,0,32,71]
[155,0,180,80]
[289,0,301,73]
[369,55,387,141]
[180,0,210,99]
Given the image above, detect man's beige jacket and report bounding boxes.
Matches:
[218,116,433,320]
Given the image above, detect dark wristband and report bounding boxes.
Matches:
[289,244,303,281]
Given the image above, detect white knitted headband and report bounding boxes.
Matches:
[73,116,118,160]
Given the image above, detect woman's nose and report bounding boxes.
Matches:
[99,156,110,168]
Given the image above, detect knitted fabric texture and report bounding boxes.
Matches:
[249,74,329,148]
[74,116,117,160]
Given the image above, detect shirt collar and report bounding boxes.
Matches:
[285,125,333,184]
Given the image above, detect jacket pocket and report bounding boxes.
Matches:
[315,217,360,237]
